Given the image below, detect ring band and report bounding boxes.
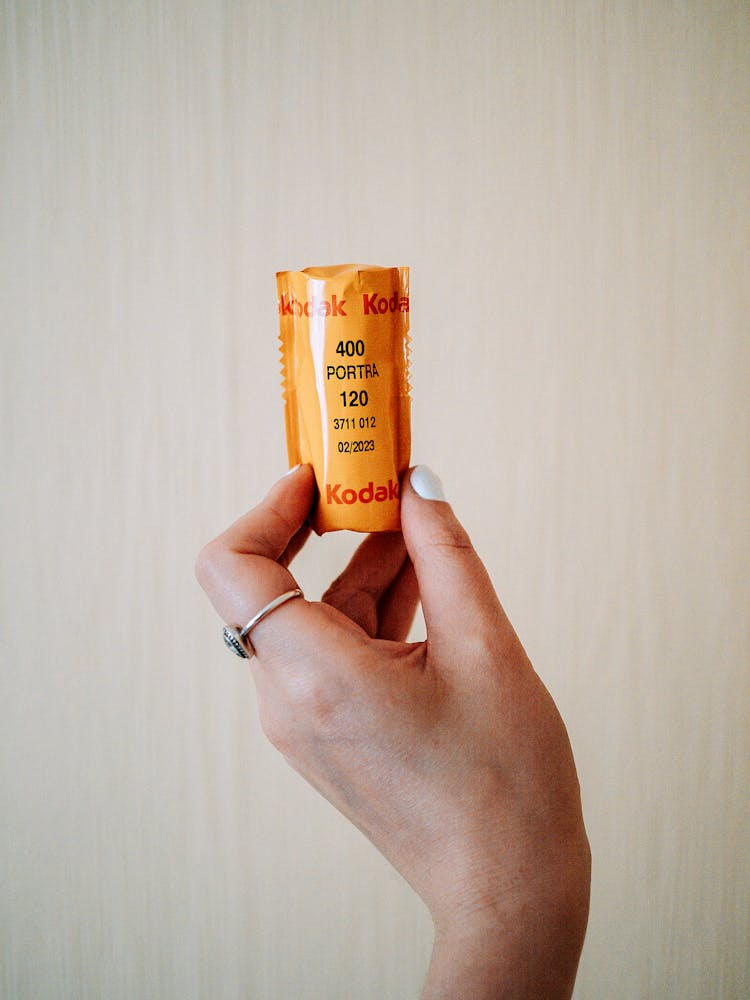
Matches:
[240,588,304,639]
[223,588,304,659]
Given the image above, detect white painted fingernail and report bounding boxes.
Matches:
[282,464,301,477]
[410,465,446,501]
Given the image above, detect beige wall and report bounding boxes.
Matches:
[2,2,748,997]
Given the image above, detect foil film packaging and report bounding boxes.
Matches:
[277,264,411,533]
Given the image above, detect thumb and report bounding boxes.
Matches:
[400,466,507,650]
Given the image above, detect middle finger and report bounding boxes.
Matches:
[321,532,408,637]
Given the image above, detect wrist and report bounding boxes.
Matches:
[422,833,590,1000]
[423,899,586,1000]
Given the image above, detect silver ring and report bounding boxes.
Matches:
[222,588,304,659]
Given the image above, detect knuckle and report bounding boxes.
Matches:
[258,676,346,754]
[258,704,293,754]
[249,501,297,557]
[416,519,473,559]
[466,611,525,673]
[433,519,473,551]
[295,675,345,740]
[320,574,346,605]
[194,539,221,587]
[467,626,500,665]
[286,670,350,744]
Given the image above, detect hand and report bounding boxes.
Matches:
[195,464,591,999]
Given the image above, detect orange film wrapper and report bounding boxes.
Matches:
[277,264,411,533]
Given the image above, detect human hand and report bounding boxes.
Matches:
[195,464,590,999]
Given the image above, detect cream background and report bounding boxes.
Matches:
[2,2,748,998]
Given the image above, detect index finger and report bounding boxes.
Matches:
[195,464,318,654]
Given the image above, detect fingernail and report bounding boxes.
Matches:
[282,464,301,477]
[410,465,446,501]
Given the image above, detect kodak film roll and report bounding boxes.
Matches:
[277,264,411,533]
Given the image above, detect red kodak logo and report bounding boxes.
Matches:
[326,479,400,505]
[362,292,409,315]
[278,293,346,318]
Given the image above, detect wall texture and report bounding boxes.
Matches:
[1,2,748,998]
